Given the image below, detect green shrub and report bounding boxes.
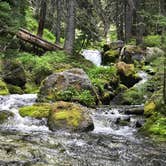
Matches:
[144,35,161,47]
[87,66,118,92]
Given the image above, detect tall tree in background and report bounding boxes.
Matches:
[64,0,76,53]
[37,0,47,37]
[55,0,62,44]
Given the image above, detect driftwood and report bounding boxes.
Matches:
[17,28,63,51]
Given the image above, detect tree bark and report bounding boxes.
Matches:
[55,0,62,44]
[64,0,76,54]
[17,28,63,51]
[125,0,135,42]
[37,0,47,37]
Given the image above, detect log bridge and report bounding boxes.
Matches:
[17,28,63,51]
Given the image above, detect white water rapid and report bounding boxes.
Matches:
[0,94,49,132]
[82,50,102,66]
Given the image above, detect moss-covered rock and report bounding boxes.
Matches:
[1,59,26,88]
[37,68,98,107]
[0,111,14,124]
[116,61,141,88]
[0,79,9,95]
[145,47,164,64]
[144,101,156,117]
[120,45,145,64]
[7,84,24,94]
[102,49,119,65]
[48,101,94,132]
[19,103,51,118]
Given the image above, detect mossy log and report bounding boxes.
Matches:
[17,28,63,51]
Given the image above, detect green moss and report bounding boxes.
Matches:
[19,104,51,118]
[7,84,24,94]
[144,101,156,117]
[116,62,135,77]
[54,109,82,127]
[48,101,90,131]
[103,49,119,64]
[0,80,9,95]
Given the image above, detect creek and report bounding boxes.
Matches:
[0,51,165,166]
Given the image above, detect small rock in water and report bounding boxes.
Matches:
[135,120,145,128]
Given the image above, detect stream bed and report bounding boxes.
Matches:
[0,94,166,166]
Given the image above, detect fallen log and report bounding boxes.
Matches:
[17,28,63,51]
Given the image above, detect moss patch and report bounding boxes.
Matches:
[0,80,9,95]
[19,103,51,118]
[144,101,156,117]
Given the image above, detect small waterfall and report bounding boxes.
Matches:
[82,50,102,66]
[134,71,148,87]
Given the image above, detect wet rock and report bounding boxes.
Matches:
[116,61,141,88]
[125,107,144,115]
[2,60,26,88]
[0,110,14,124]
[135,120,144,128]
[115,116,130,126]
[37,68,98,107]
[48,101,94,132]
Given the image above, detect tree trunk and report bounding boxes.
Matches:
[64,0,76,54]
[55,0,62,44]
[37,0,47,37]
[125,0,135,42]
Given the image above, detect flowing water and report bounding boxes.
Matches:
[82,50,102,66]
[0,94,166,166]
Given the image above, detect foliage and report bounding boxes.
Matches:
[87,66,118,92]
[144,35,162,47]
[0,1,27,52]
[48,87,96,107]
[122,85,148,105]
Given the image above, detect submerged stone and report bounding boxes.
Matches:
[0,110,14,124]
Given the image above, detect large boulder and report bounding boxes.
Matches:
[37,68,98,107]
[145,47,165,64]
[116,61,141,88]
[120,45,145,64]
[103,40,124,52]
[48,101,94,132]
[2,60,26,88]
